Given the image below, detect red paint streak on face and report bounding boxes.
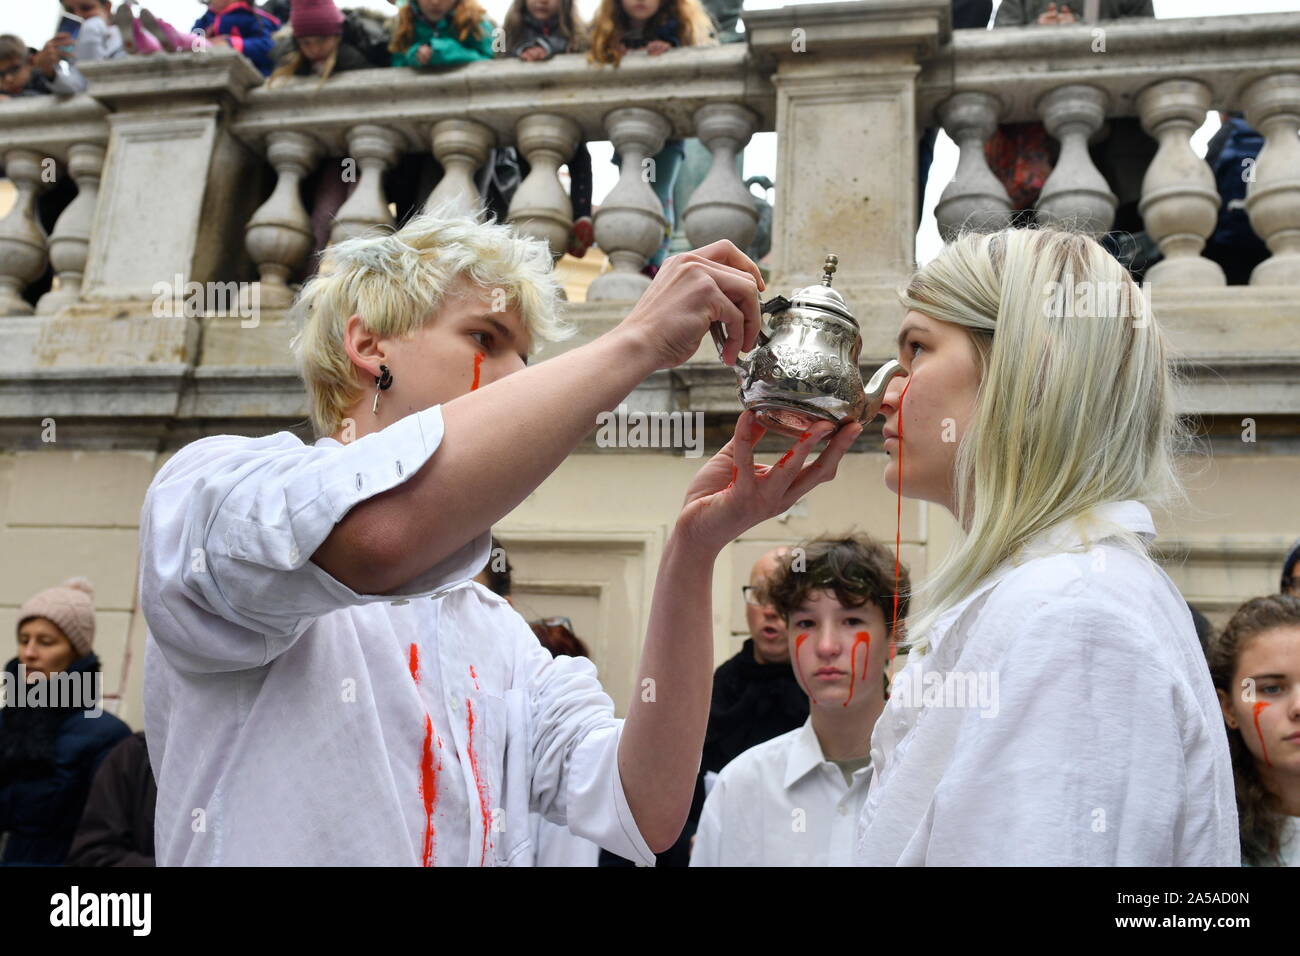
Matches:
[1252,700,1272,768]
[844,631,871,707]
[469,664,480,691]
[793,632,811,700]
[891,375,913,667]
[466,698,493,866]
[471,352,484,391]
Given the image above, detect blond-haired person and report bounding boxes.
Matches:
[138,209,856,866]
[859,228,1237,866]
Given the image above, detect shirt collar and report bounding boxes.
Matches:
[783,719,822,789]
[782,717,873,790]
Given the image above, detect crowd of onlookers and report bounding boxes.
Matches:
[0,0,1275,290]
[3,535,1298,866]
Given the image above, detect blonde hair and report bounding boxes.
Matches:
[289,206,574,438]
[587,0,717,66]
[898,228,1195,656]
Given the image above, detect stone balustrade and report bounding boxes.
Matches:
[229,43,773,302]
[0,5,1296,446]
[917,13,1300,287]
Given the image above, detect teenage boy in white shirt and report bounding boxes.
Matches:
[691,535,910,866]
[138,211,862,865]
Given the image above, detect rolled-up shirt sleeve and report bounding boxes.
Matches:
[140,405,489,671]
[515,632,656,866]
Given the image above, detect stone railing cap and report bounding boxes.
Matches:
[80,48,264,111]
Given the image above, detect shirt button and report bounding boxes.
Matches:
[450,694,460,711]
[838,805,849,816]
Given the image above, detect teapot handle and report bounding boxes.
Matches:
[710,295,786,365]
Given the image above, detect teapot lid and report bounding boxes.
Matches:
[789,254,855,323]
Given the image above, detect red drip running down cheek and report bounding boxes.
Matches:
[891,375,913,668]
[844,631,871,707]
[471,352,484,391]
[466,699,493,866]
[1252,700,1272,767]
[794,633,809,698]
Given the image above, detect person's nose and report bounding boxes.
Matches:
[815,624,841,659]
[877,372,909,426]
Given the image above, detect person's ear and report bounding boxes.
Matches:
[342,314,388,378]
[1216,687,1239,729]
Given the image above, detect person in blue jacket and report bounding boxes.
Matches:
[192,0,283,76]
[0,578,130,866]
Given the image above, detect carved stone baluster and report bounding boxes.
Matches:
[933,92,1012,241]
[682,103,759,251]
[37,143,106,315]
[508,114,581,258]
[244,131,320,309]
[424,119,495,218]
[331,125,403,245]
[0,150,51,317]
[587,107,671,301]
[1241,72,1300,286]
[1136,79,1224,286]
[1035,85,1116,236]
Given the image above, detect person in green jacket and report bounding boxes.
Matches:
[389,0,496,67]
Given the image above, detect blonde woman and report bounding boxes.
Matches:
[137,209,856,865]
[858,228,1237,865]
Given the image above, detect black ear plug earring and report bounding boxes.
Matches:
[372,364,393,415]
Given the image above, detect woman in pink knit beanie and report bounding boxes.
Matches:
[3,577,131,865]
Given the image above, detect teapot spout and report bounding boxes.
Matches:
[860,360,905,425]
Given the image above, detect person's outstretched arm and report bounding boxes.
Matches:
[314,242,765,596]
[618,412,861,850]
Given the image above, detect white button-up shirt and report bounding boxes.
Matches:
[138,405,654,866]
[691,718,873,866]
[856,500,1240,866]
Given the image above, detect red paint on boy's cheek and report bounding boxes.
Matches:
[891,375,913,667]
[794,632,810,698]
[844,631,871,707]
[471,352,483,391]
[1252,700,1272,767]
[466,699,493,866]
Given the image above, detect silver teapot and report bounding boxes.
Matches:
[714,254,905,438]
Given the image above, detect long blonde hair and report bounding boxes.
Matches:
[587,0,717,66]
[898,228,1195,655]
[289,205,574,438]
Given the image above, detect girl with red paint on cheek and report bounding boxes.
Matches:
[1207,594,1300,866]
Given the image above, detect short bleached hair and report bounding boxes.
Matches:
[289,206,574,437]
